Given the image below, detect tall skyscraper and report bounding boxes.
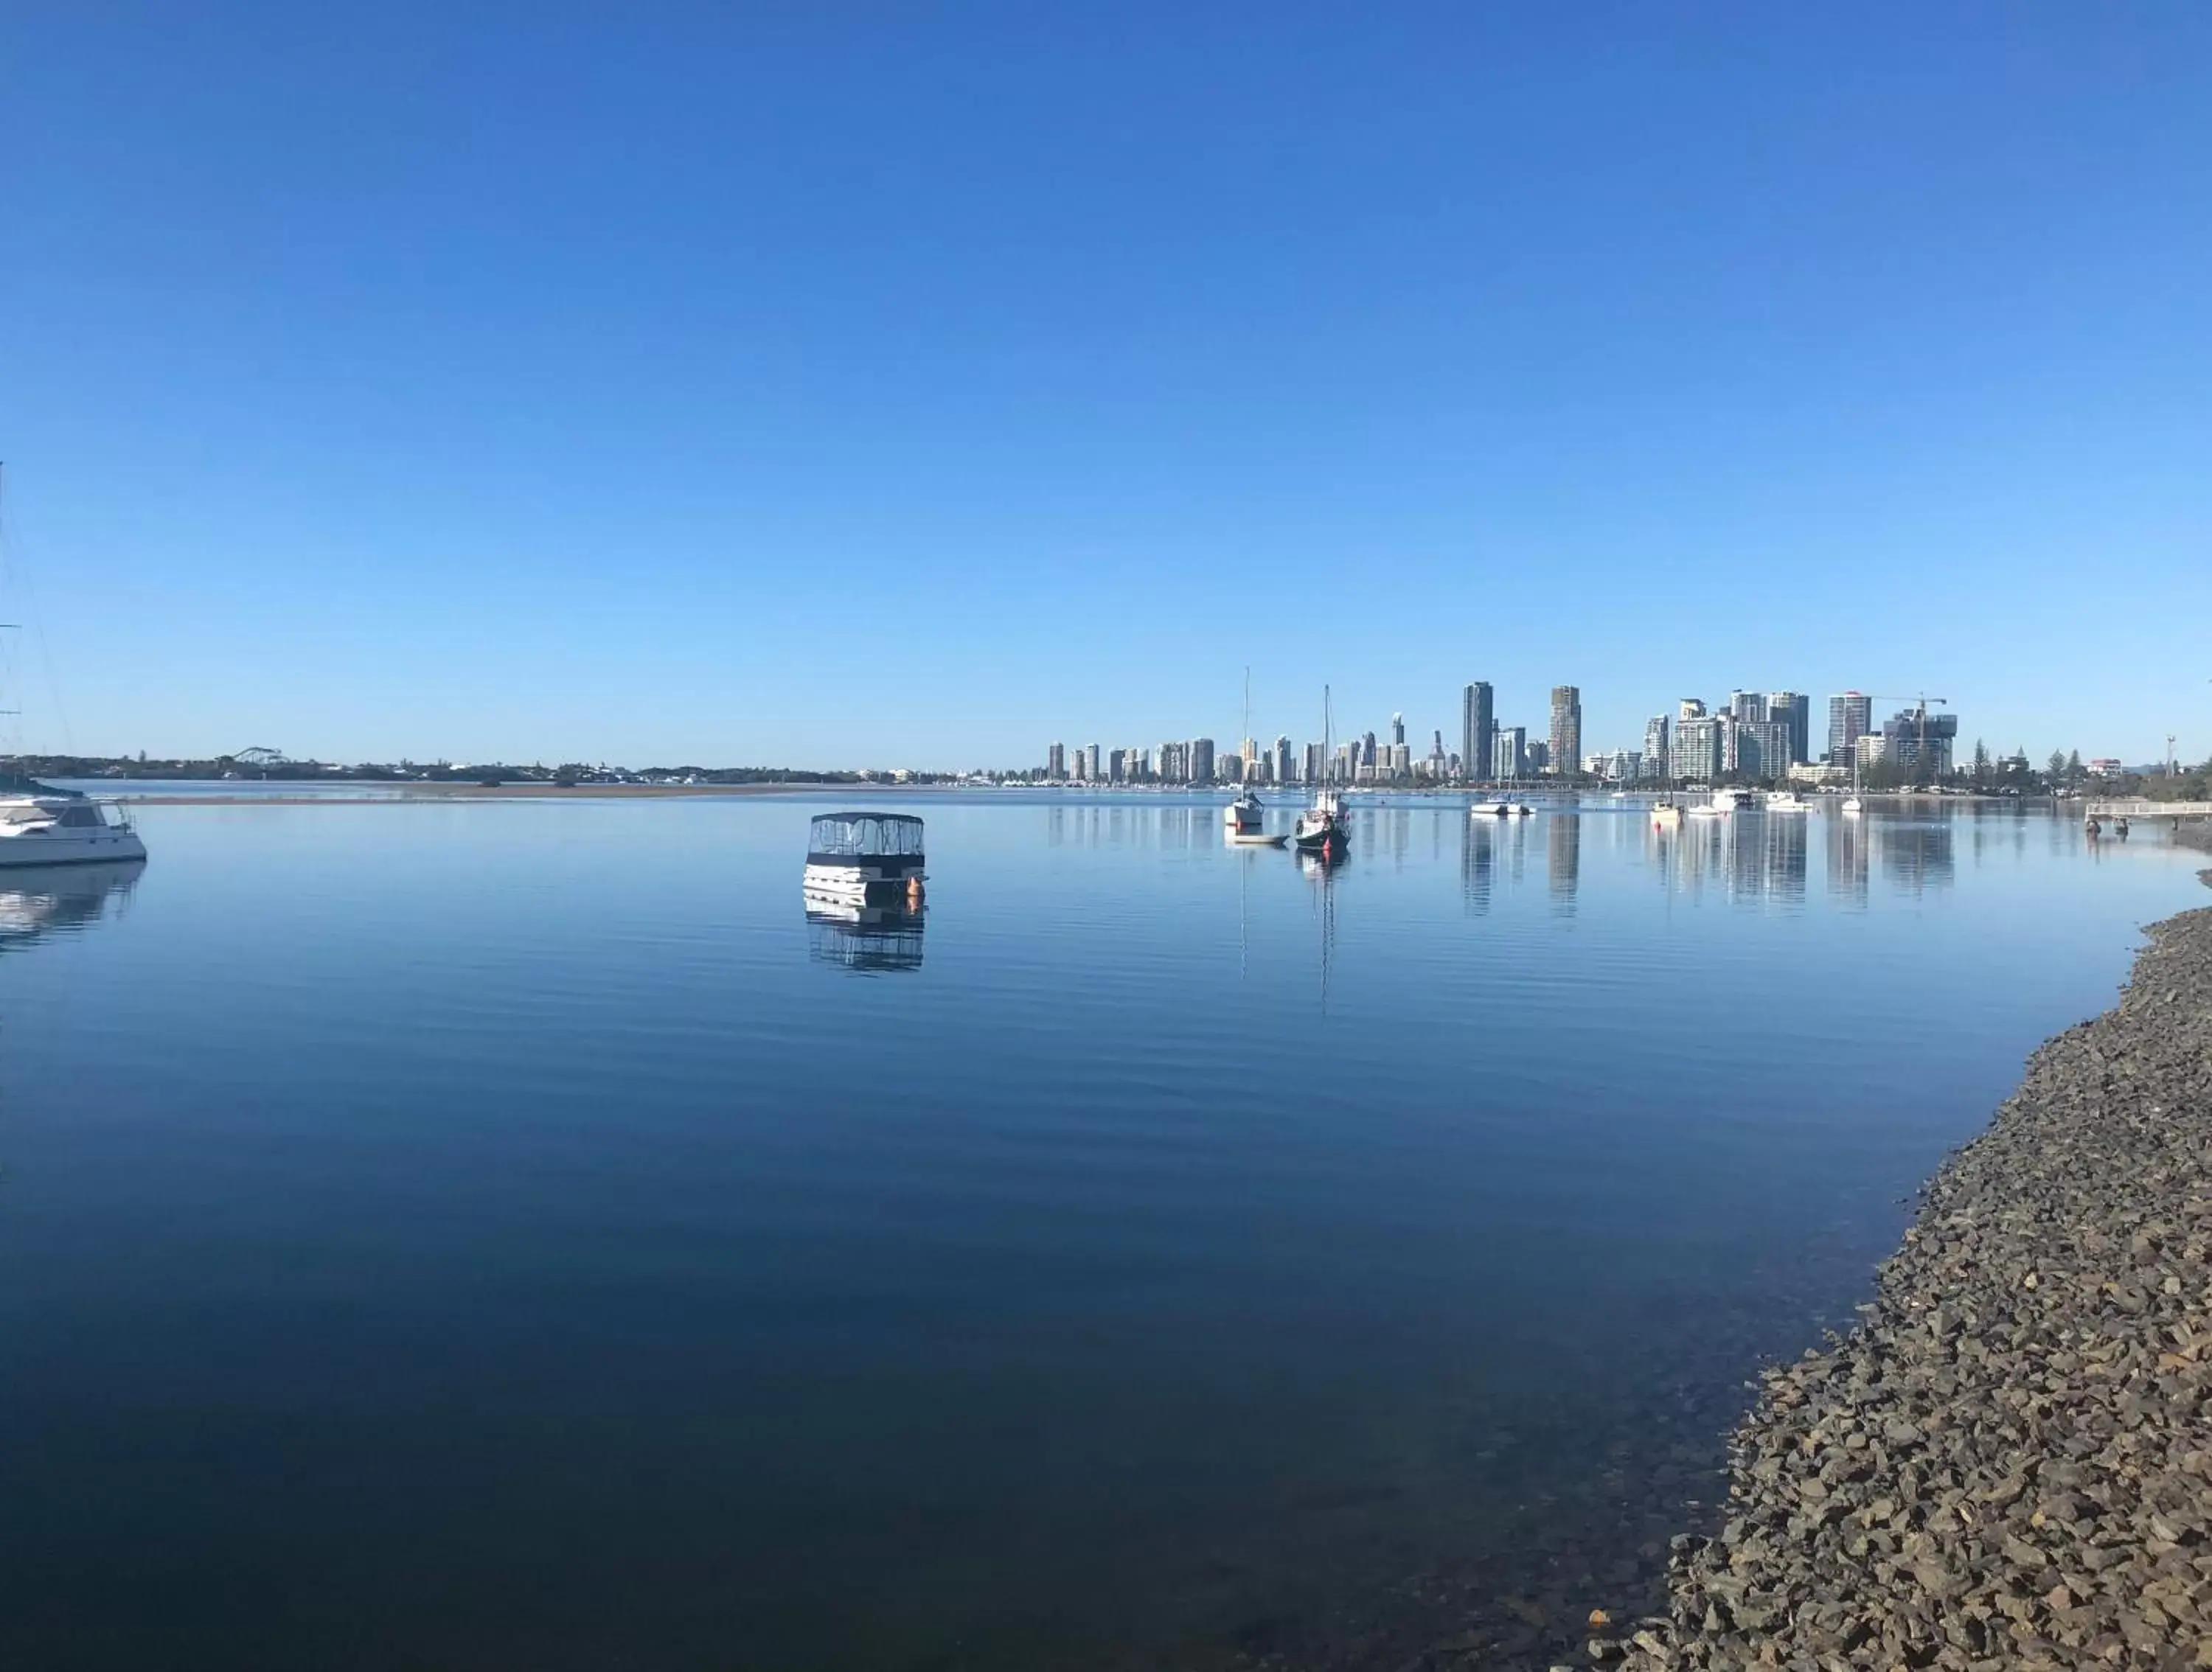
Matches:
[1671,715,1721,781]
[1493,725,1526,779]
[1107,748,1127,783]
[1678,697,1706,724]
[1275,736,1295,785]
[1548,686,1582,778]
[1767,693,1810,764]
[1462,683,1495,784]
[1730,689,1767,722]
[1643,715,1669,781]
[1739,719,1790,779]
[1047,742,1066,778]
[1302,741,1325,784]
[1390,713,1406,749]
[1188,738,1215,784]
[1085,744,1102,781]
[1826,693,1872,764]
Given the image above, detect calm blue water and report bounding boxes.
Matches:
[0,794,2198,1671]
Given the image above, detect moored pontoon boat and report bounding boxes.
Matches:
[801,811,925,902]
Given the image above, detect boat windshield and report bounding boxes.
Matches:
[807,812,925,859]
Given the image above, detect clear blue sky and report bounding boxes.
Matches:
[3,4,2206,769]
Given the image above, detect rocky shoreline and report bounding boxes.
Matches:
[1597,851,2212,1671]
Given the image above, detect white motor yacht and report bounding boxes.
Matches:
[1764,790,1809,812]
[0,793,147,868]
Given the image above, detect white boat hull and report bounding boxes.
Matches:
[801,862,919,900]
[0,828,147,867]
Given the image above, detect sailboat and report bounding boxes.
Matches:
[1293,686,1351,856]
[0,465,147,868]
[1224,667,1285,844]
[1842,751,1864,815]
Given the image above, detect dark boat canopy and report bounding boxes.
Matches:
[807,812,925,858]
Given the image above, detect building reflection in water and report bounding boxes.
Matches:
[1880,821,1956,893]
[1548,813,1580,913]
[1459,817,1494,916]
[0,860,145,952]
[804,894,925,974]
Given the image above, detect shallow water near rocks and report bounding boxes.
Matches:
[0,793,2197,1670]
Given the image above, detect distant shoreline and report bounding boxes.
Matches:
[83,781,2100,807]
[93,781,830,805]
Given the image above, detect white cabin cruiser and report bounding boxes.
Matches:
[1691,787,1754,818]
[0,791,147,868]
[1764,790,1809,812]
[801,811,925,903]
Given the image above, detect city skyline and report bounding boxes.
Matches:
[1037,677,1964,785]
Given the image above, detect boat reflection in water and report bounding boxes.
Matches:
[803,892,925,975]
[0,860,145,952]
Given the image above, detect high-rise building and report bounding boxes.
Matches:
[1462,683,1495,784]
[1493,725,1526,779]
[1302,741,1325,784]
[1085,744,1102,781]
[1391,713,1406,749]
[1767,693,1810,765]
[1360,731,1378,771]
[1678,697,1706,725]
[1643,716,1670,781]
[1548,686,1582,778]
[1159,741,1184,783]
[1827,693,1872,765]
[1241,738,1259,783]
[1738,719,1790,780]
[1882,708,1959,776]
[1047,742,1066,778]
[1107,748,1127,783]
[1671,715,1721,781]
[1276,736,1295,785]
[1730,689,1767,722]
[1526,739,1549,772]
[1188,738,1215,784]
